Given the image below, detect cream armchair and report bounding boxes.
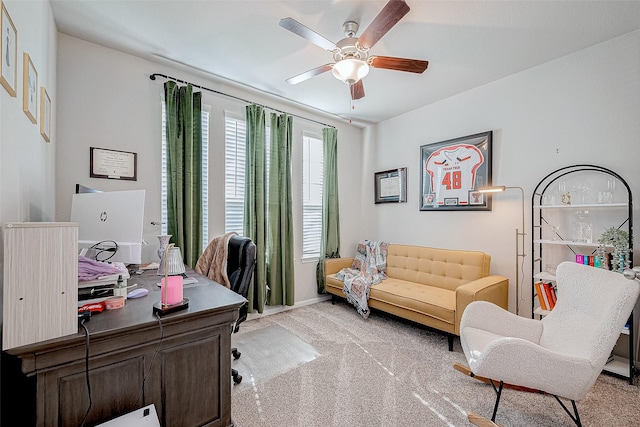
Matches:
[459,262,640,426]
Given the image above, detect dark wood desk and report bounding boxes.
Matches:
[4,269,245,427]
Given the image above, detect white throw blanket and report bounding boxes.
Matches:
[336,240,389,318]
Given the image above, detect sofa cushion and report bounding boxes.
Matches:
[369,278,456,325]
[386,244,490,292]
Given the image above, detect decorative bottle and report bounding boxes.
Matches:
[157,234,172,260]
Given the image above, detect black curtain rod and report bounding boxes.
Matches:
[149,73,335,129]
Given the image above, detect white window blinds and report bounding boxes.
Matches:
[302,133,323,259]
[224,113,246,234]
[224,112,271,235]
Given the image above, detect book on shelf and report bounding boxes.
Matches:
[535,281,547,310]
[541,282,552,310]
[535,281,557,311]
[543,282,556,310]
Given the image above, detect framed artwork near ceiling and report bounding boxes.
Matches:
[375,167,407,204]
[40,87,51,142]
[1,1,17,97]
[419,131,493,211]
[23,52,38,124]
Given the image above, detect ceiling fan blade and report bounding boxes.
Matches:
[370,56,429,73]
[279,17,337,51]
[286,64,334,85]
[350,80,365,100]
[358,0,411,49]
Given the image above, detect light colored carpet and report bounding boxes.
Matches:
[231,300,640,426]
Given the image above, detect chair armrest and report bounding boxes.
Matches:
[324,257,354,275]
[455,275,509,334]
[469,336,595,400]
[461,301,543,342]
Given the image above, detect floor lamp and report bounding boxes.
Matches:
[479,185,526,316]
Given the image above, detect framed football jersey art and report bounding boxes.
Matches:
[420,131,492,211]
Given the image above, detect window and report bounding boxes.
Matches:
[302,134,323,259]
[161,102,210,248]
[224,113,246,234]
[224,112,270,235]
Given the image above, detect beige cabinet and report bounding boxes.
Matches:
[3,222,78,350]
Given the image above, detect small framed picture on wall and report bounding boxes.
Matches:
[375,167,407,204]
[40,87,51,142]
[23,52,38,124]
[0,1,17,97]
[90,147,138,181]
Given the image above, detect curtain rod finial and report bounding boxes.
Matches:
[150,74,157,81]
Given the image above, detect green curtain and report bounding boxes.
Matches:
[243,104,267,313]
[267,113,294,306]
[316,127,341,293]
[164,81,203,268]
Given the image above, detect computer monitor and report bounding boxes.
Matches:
[71,189,145,265]
[75,183,102,194]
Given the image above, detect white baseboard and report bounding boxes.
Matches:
[246,295,331,321]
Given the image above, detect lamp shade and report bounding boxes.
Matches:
[332,58,370,84]
[157,246,186,276]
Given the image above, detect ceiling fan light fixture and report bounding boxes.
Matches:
[332,58,370,84]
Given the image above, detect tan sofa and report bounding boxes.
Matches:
[325,244,509,350]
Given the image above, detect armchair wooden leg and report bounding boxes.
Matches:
[453,363,542,394]
[467,412,502,427]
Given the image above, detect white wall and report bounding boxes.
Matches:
[0,0,57,243]
[55,34,366,307]
[371,30,640,317]
[0,2,57,304]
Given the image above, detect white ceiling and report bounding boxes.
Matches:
[50,0,640,125]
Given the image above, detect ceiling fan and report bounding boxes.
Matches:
[279,0,429,100]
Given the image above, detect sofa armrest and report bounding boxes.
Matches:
[324,257,354,275]
[455,275,509,335]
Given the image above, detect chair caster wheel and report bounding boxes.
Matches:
[233,373,243,384]
[232,348,241,360]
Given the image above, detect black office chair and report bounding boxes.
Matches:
[227,235,256,385]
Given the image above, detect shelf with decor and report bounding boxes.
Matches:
[533,202,629,209]
[531,164,635,384]
[533,239,613,247]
